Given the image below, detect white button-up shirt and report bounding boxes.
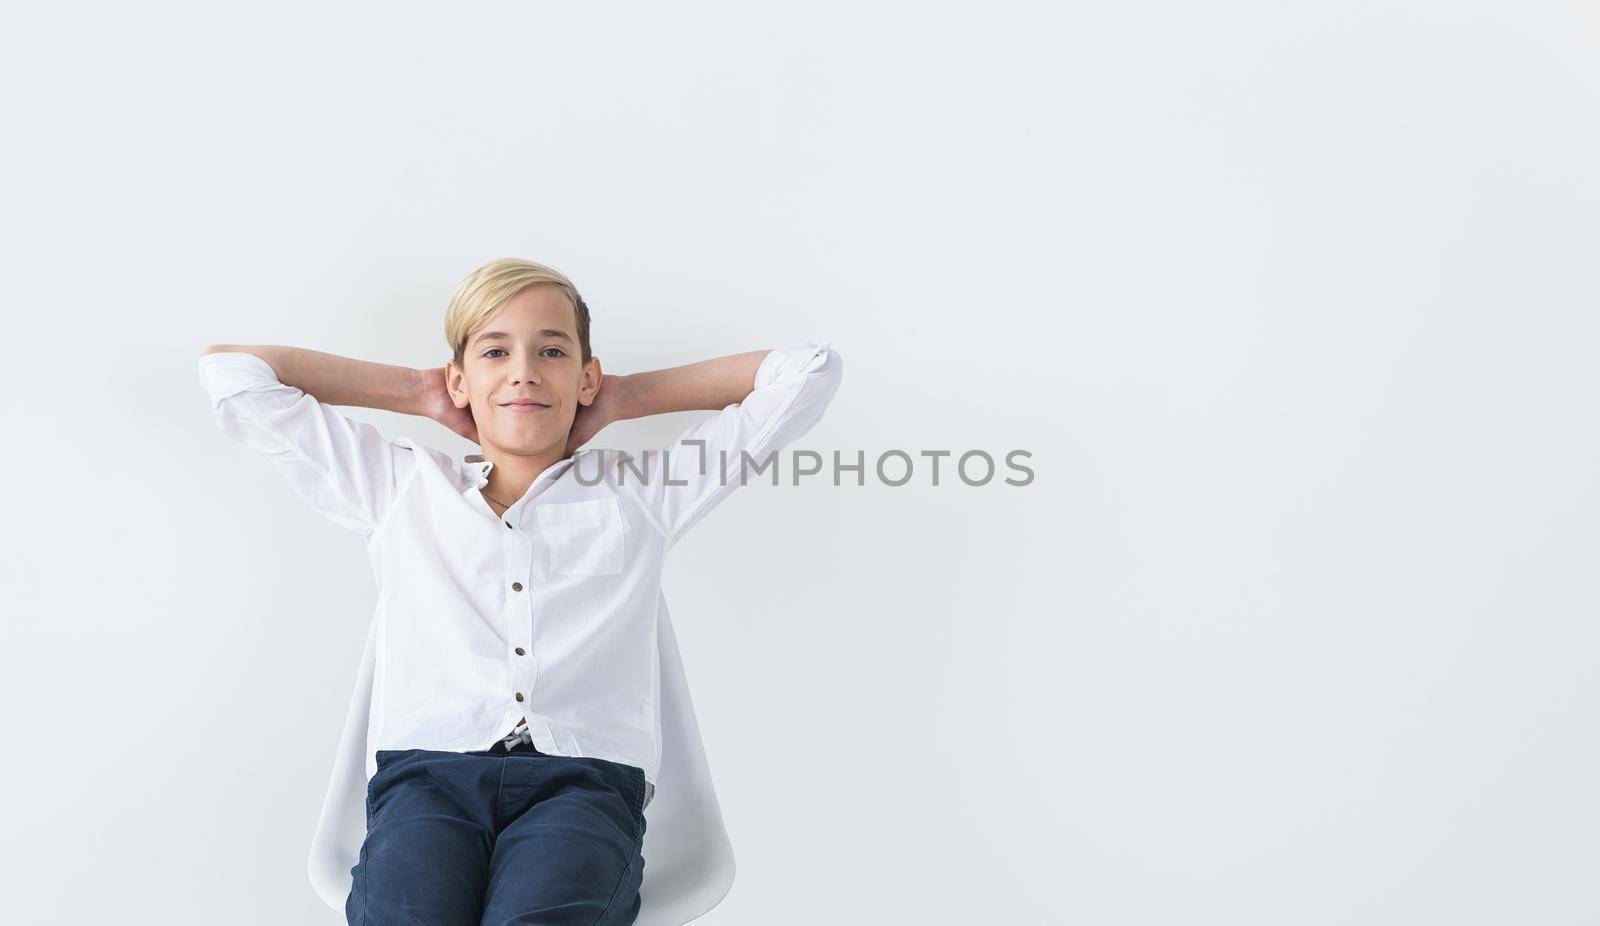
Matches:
[198,340,841,792]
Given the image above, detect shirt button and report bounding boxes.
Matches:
[505,521,513,528]
[515,692,525,702]
[515,647,525,655]
[511,582,523,591]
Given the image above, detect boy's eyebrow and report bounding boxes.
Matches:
[472,329,575,346]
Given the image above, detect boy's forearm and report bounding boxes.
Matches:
[613,350,770,420]
[201,344,427,417]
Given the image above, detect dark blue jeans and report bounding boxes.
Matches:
[346,737,648,926]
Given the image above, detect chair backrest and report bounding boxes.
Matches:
[638,591,737,924]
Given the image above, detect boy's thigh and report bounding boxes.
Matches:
[479,759,648,926]
[347,750,498,926]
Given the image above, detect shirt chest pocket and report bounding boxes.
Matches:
[537,498,625,576]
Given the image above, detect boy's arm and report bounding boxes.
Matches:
[609,350,770,421]
[606,340,843,544]
[200,344,430,416]
[197,344,425,535]
[201,344,476,439]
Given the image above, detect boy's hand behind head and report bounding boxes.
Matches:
[563,373,628,458]
[419,365,479,444]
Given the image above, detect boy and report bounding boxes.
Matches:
[198,257,843,925]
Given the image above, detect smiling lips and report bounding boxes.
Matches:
[500,399,551,413]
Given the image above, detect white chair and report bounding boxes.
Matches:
[306,590,737,925]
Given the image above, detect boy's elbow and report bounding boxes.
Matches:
[802,348,844,417]
[817,346,844,391]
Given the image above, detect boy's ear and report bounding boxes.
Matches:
[579,356,602,406]
[447,360,469,408]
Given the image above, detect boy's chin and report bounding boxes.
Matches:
[486,428,572,453]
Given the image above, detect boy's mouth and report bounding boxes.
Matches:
[500,399,552,413]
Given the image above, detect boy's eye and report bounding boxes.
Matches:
[483,346,565,359]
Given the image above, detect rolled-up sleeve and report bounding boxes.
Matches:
[198,351,416,536]
[619,339,843,544]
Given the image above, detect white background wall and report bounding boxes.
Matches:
[3,2,1597,923]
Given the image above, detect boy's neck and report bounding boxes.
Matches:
[481,443,572,506]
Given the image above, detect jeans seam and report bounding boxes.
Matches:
[633,768,645,831]
[630,767,643,831]
[361,753,392,926]
[589,854,634,926]
[588,769,645,926]
[360,765,375,926]
[357,800,370,926]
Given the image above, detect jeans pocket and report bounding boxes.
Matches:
[368,751,399,817]
[631,767,648,836]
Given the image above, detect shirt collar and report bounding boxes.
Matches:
[460,452,579,492]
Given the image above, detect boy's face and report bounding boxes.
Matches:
[448,283,599,458]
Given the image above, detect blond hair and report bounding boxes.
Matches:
[444,258,591,366]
